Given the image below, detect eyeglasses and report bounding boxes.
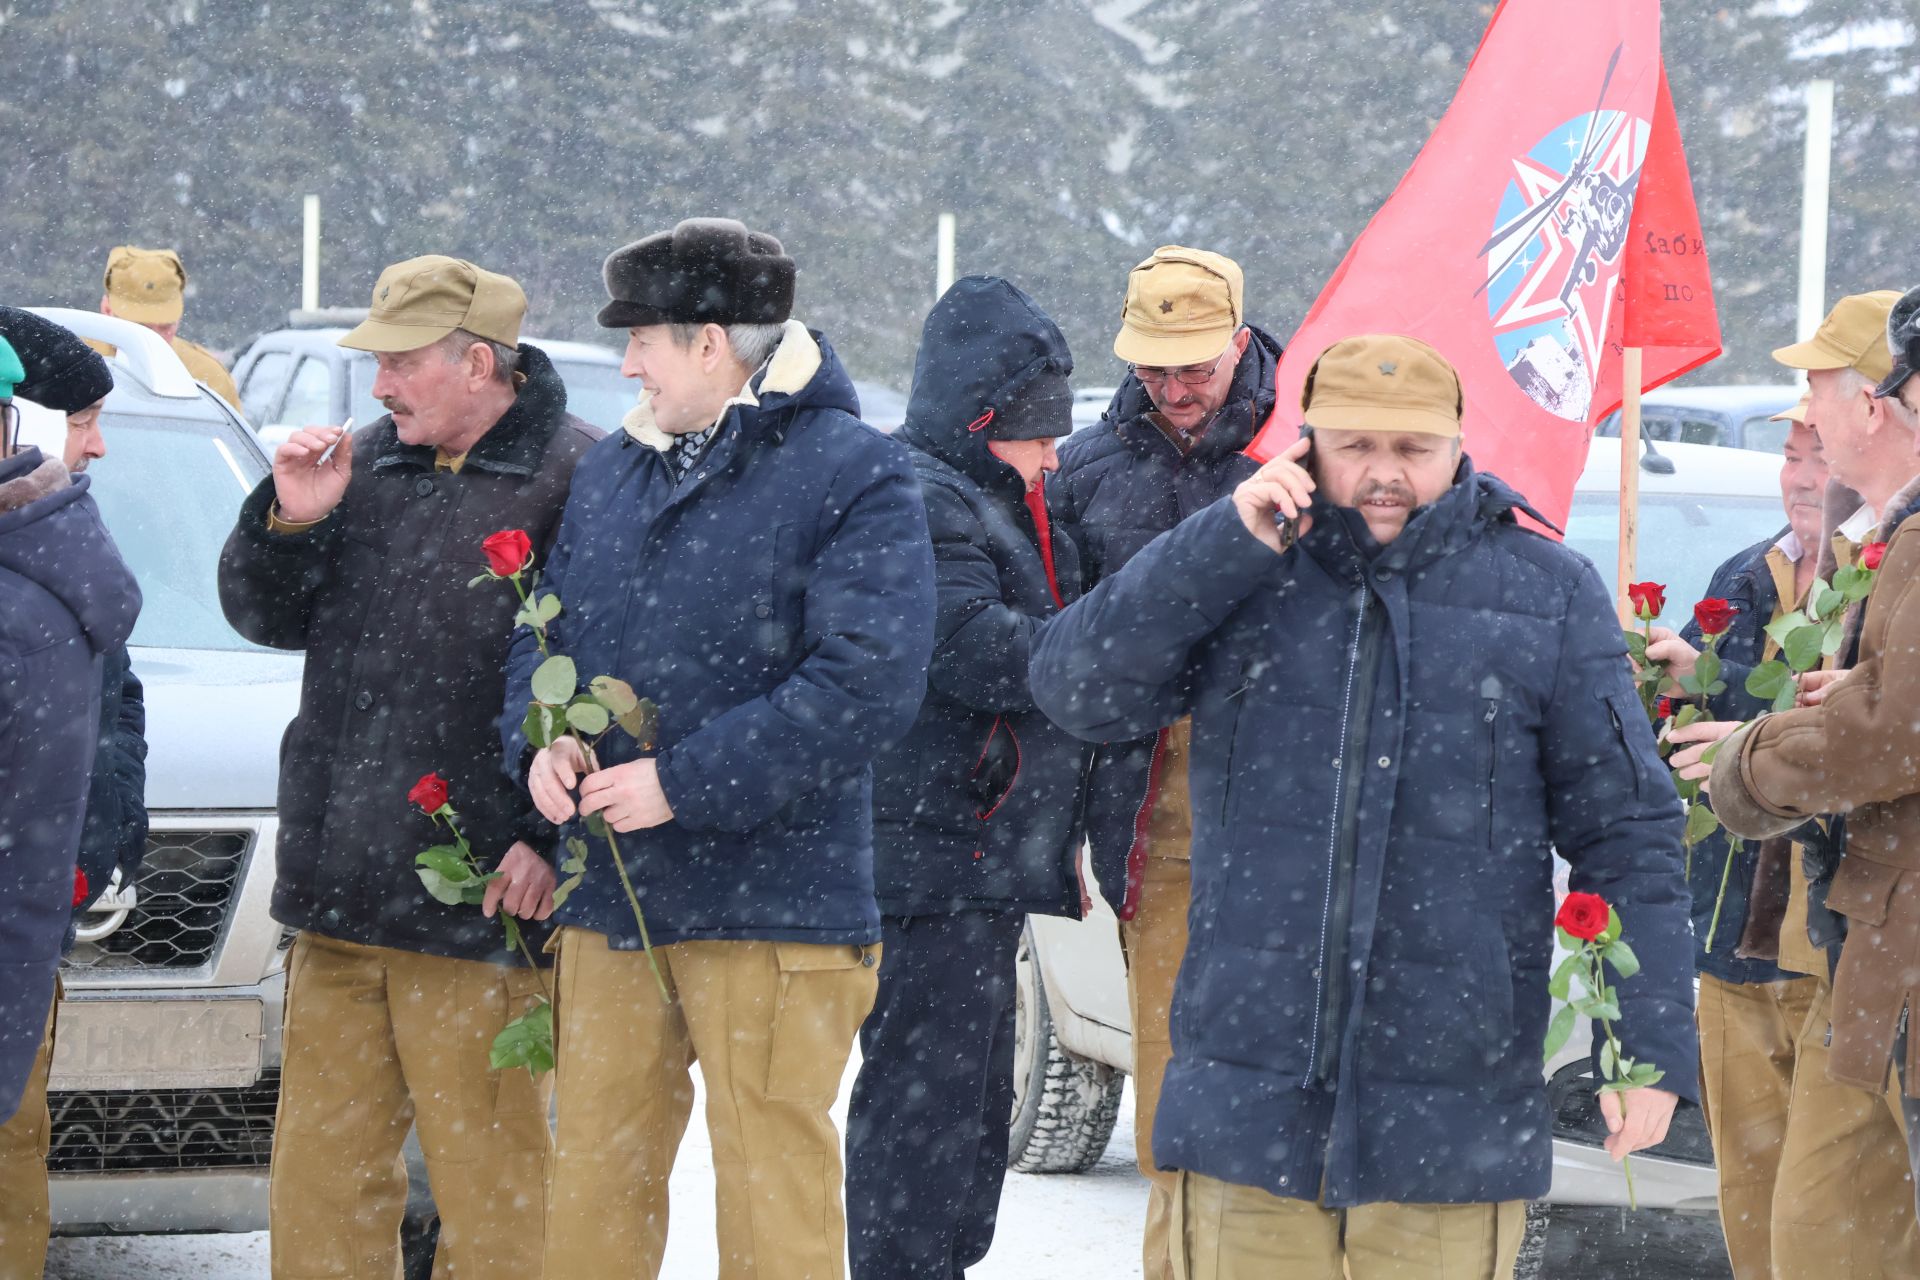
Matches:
[1129,348,1230,388]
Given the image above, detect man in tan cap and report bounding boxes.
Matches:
[1048,246,1284,1279]
[1638,385,1920,1279]
[216,255,602,1278]
[1033,335,1693,1279]
[1669,289,1920,1278]
[93,245,241,410]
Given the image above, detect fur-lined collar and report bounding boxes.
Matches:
[0,450,71,515]
[621,319,823,452]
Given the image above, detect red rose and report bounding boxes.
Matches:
[408,772,450,814]
[1626,581,1666,621]
[1692,597,1738,637]
[481,529,534,578]
[1656,697,1673,719]
[72,868,90,907]
[1863,541,1888,571]
[1556,891,1611,942]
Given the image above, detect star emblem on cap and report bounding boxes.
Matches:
[1379,361,1398,376]
[1159,299,1174,314]
[380,286,391,301]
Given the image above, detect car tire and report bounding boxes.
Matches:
[1512,1201,1550,1280]
[1008,923,1126,1174]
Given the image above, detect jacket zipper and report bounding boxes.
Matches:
[1307,587,1382,1089]
[1482,699,1499,848]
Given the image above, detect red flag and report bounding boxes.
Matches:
[1247,0,1721,532]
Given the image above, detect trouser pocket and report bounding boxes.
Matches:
[765,940,881,1101]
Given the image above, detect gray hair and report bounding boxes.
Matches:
[670,322,786,372]
[440,328,519,385]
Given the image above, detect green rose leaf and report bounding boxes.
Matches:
[502,914,522,953]
[536,593,563,623]
[1772,683,1797,713]
[1764,610,1810,649]
[1605,938,1641,980]
[468,573,494,589]
[1744,661,1791,703]
[1572,996,1622,1022]
[585,813,610,840]
[1543,1004,1577,1064]
[489,999,556,1076]
[561,838,589,876]
[1670,703,1702,731]
[416,866,467,905]
[1834,564,1872,603]
[1599,1038,1618,1080]
[1822,616,1847,657]
[1808,579,1841,622]
[1684,802,1721,845]
[1548,952,1582,1002]
[1782,625,1824,674]
[590,675,641,715]
[522,703,558,750]
[1628,1063,1666,1088]
[1623,630,1649,663]
[531,655,578,705]
[566,699,611,736]
[1694,647,1722,692]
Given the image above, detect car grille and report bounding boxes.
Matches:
[48,1071,279,1173]
[63,831,250,972]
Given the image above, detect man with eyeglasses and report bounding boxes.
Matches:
[1047,245,1283,1280]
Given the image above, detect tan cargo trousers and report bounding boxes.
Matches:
[1124,718,1197,1280]
[543,927,880,1280]
[1171,1172,1524,1280]
[0,985,56,1280]
[1698,972,1920,1279]
[270,933,551,1280]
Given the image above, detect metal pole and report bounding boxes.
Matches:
[1617,347,1644,622]
[1797,80,1835,345]
[302,195,321,312]
[936,212,956,299]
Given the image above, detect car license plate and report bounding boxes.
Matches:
[49,996,264,1092]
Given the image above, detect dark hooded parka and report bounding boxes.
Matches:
[499,321,936,949]
[1030,462,1697,1207]
[0,438,141,1121]
[875,276,1091,919]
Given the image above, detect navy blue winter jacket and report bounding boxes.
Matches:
[1680,532,1795,985]
[876,277,1091,918]
[1049,326,1280,916]
[1030,464,1697,1207]
[501,324,935,948]
[73,646,147,925]
[0,449,140,1121]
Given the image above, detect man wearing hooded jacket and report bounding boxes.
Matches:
[1033,335,1694,1278]
[847,276,1091,1279]
[0,332,141,1260]
[1047,246,1281,1279]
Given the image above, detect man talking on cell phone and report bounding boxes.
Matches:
[217,256,600,1280]
[1031,335,1696,1279]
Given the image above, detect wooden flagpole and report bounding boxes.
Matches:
[1616,347,1644,623]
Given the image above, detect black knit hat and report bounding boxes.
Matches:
[984,370,1073,441]
[0,306,114,412]
[597,218,796,329]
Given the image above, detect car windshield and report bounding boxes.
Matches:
[551,358,633,434]
[1564,491,1785,626]
[85,413,270,652]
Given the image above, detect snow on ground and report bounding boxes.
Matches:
[47,1062,1150,1279]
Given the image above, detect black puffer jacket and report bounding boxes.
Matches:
[875,277,1091,918]
[219,347,600,964]
[72,646,146,923]
[1047,324,1281,913]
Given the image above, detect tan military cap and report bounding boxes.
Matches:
[1303,335,1463,438]
[1772,290,1903,382]
[340,255,526,353]
[1113,246,1244,367]
[103,246,187,325]
[1770,393,1811,424]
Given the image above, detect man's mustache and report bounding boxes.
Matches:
[1354,481,1416,507]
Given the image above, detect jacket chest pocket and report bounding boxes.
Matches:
[753,521,814,664]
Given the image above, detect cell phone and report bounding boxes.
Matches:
[1272,428,1313,549]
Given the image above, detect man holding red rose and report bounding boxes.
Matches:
[1033,335,1694,1278]
[217,256,601,1278]
[1686,284,1920,1231]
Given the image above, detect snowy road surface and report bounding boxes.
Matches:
[47,1061,1150,1279]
